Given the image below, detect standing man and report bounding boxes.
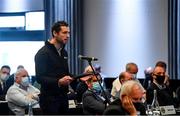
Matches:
[35,21,73,115]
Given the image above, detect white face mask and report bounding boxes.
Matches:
[21,77,29,87]
[0,74,9,82]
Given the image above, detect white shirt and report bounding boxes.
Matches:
[111,77,121,98]
[6,83,40,115]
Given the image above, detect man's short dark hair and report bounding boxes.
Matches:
[17,65,24,70]
[155,61,167,71]
[51,21,69,37]
[1,65,11,71]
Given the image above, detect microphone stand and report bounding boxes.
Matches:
[87,60,111,106]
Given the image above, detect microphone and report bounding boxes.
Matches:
[78,55,98,61]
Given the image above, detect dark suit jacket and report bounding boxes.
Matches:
[76,81,88,103]
[82,89,106,115]
[103,98,146,115]
[0,76,14,100]
[146,82,174,106]
[103,99,128,115]
[35,41,71,114]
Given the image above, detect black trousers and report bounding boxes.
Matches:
[40,94,68,115]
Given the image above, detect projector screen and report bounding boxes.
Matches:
[0,41,44,76]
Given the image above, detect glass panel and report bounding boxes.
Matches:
[0,41,44,75]
[25,11,45,31]
[0,16,24,28]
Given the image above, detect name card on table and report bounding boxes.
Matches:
[68,100,76,108]
[159,105,176,115]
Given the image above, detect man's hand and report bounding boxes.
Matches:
[58,76,73,86]
[32,93,40,100]
[121,95,137,116]
[27,94,34,100]
[27,93,39,100]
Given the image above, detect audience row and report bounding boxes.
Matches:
[0,61,180,115]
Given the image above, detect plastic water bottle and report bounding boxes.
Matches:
[151,90,160,115]
[28,102,33,116]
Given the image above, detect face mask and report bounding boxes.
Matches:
[155,75,165,85]
[21,77,29,87]
[133,102,146,115]
[0,74,9,82]
[92,82,101,92]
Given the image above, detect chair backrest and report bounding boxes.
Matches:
[103,77,116,92]
[176,86,180,101]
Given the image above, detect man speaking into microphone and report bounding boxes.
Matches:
[35,21,73,115]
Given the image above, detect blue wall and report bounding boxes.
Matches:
[0,30,45,41]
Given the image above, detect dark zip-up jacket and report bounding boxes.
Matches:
[35,41,70,96]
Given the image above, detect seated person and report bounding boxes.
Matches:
[111,71,133,99]
[103,80,146,115]
[0,65,11,100]
[76,81,88,103]
[8,65,24,87]
[111,62,138,99]
[76,65,98,103]
[82,73,106,115]
[94,64,107,89]
[126,62,139,79]
[6,68,40,115]
[146,66,174,106]
[111,76,121,99]
[155,61,170,86]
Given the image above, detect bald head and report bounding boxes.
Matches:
[119,71,133,84]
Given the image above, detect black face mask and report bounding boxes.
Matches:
[133,102,146,115]
[155,75,165,85]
